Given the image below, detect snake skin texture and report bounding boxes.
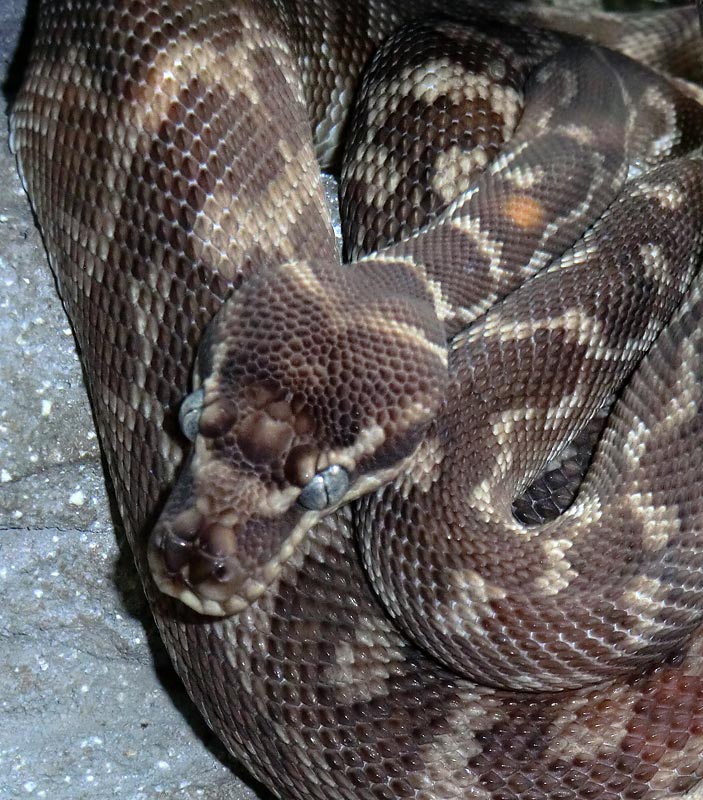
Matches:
[10,0,703,797]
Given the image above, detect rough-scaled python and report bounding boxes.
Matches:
[10,0,703,797]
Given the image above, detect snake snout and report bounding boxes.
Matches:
[148,508,253,616]
[147,463,311,616]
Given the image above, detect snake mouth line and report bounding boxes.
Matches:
[148,454,417,615]
[147,507,319,616]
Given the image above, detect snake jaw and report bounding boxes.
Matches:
[147,440,421,616]
[147,468,319,616]
[147,502,314,617]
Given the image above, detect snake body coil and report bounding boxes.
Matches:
[11,1,703,797]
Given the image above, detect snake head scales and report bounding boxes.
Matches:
[148,255,448,616]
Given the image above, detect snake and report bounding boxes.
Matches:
[10,0,703,797]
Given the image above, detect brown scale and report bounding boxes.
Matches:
[10,1,703,799]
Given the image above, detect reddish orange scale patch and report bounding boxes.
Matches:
[502,193,545,229]
[630,668,703,757]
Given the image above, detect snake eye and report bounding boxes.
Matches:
[179,388,205,441]
[297,464,350,511]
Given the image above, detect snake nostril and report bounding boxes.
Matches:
[212,562,230,582]
[160,531,194,576]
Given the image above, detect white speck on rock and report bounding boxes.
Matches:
[69,490,85,506]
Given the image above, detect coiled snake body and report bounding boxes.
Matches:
[11,0,703,797]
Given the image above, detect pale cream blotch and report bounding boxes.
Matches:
[417,689,501,793]
[433,145,489,206]
[628,178,686,211]
[323,624,406,703]
[533,537,577,596]
[619,574,672,641]
[398,435,445,494]
[544,685,634,763]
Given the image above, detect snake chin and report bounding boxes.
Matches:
[146,463,308,616]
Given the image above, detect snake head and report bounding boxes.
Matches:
[148,257,447,616]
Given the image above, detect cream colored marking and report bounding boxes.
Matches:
[544,687,633,762]
[465,476,495,524]
[400,435,444,494]
[138,32,276,134]
[463,307,603,348]
[476,137,530,177]
[543,390,588,426]
[629,180,685,211]
[640,85,678,164]
[281,257,332,300]
[342,455,421,510]
[554,65,580,109]
[624,341,699,479]
[425,274,455,323]
[647,724,703,793]
[441,569,511,639]
[321,424,387,474]
[451,568,507,603]
[364,313,448,367]
[323,627,405,703]
[534,152,614,275]
[408,60,519,113]
[448,213,506,275]
[451,299,497,328]
[659,337,701,429]
[370,251,458,323]
[563,494,603,529]
[504,164,547,190]
[432,146,489,206]
[638,242,667,281]
[490,406,539,446]
[173,586,248,617]
[620,574,672,638]
[373,148,400,207]
[197,139,328,279]
[533,538,577,596]
[466,470,532,534]
[558,123,596,147]
[313,71,357,166]
[417,689,497,792]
